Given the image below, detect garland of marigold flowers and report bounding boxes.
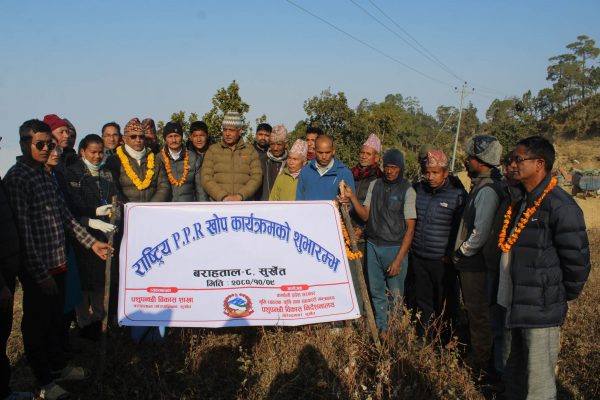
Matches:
[498,177,557,253]
[162,147,189,187]
[116,146,155,191]
[338,208,363,260]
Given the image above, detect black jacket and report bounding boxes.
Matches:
[365,178,411,246]
[0,177,20,287]
[412,177,467,260]
[504,173,590,328]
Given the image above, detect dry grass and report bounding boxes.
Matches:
[6,224,600,400]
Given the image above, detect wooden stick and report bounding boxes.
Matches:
[339,201,381,350]
[98,195,120,385]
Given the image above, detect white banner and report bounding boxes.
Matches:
[118,201,360,327]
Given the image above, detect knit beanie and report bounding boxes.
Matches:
[163,121,183,138]
[222,112,244,129]
[43,114,68,132]
[383,149,404,171]
[465,135,502,166]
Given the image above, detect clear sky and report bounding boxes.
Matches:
[1,0,599,174]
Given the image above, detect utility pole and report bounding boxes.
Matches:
[450,82,473,172]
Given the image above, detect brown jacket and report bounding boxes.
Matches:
[105,146,171,203]
[201,139,262,200]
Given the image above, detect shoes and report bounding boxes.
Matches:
[39,383,71,400]
[2,391,34,400]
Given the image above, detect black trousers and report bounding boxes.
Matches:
[20,271,67,386]
[1,274,16,398]
[412,254,458,338]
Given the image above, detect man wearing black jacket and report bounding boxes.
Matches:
[498,136,590,399]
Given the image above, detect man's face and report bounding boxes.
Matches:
[46,139,62,168]
[464,155,482,178]
[81,142,104,166]
[510,144,545,183]
[287,153,304,174]
[165,133,183,152]
[222,126,242,146]
[52,126,70,149]
[359,145,378,167]
[315,137,335,167]
[270,141,286,158]
[383,164,401,181]
[102,126,121,150]
[306,133,318,156]
[66,127,76,149]
[23,131,52,164]
[190,130,208,151]
[255,129,270,147]
[423,165,448,189]
[124,132,146,152]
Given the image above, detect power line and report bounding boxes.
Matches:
[366,0,465,82]
[286,0,455,88]
[348,0,463,83]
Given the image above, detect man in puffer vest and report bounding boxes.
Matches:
[498,136,589,399]
[411,149,466,340]
[453,135,504,376]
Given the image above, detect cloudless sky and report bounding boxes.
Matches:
[1,0,599,174]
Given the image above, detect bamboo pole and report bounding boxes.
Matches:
[338,200,381,350]
[98,196,120,385]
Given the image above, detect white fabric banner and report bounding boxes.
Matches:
[118,201,360,327]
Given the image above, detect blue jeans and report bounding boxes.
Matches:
[366,241,408,331]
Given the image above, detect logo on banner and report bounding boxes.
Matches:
[223,293,254,318]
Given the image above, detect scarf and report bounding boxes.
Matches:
[267,150,288,163]
[82,156,105,174]
[352,163,383,181]
[469,167,502,191]
[124,144,147,166]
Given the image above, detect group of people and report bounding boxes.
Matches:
[0,109,591,400]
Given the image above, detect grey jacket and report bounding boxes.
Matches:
[159,148,207,202]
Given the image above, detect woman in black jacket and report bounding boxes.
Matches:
[66,134,121,339]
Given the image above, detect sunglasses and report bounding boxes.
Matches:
[31,140,57,151]
[126,134,145,140]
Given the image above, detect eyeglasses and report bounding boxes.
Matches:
[509,156,540,164]
[32,141,57,151]
[126,134,145,140]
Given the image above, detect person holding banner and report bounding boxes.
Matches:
[105,117,171,203]
[66,134,120,340]
[201,111,262,202]
[4,119,112,400]
[345,149,416,332]
[269,139,308,201]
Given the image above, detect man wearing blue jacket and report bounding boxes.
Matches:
[296,134,355,200]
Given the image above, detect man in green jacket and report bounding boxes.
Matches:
[201,112,262,201]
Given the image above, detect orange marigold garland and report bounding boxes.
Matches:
[162,148,189,187]
[116,146,155,190]
[498,177,557,253]
[338,208,363,260]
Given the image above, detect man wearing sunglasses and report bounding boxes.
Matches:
[452,135,504,379]
[105,117,170,203]
[4,119,112,400]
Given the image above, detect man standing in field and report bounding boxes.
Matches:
[498,136,590,399]
[201,112,262,201]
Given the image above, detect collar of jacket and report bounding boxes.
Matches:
[19,155,45,170]
[520,172,552,206]
[165,147,186,161]
[219,138,246,150]
[309,158,341,175]
[421,177,450,194]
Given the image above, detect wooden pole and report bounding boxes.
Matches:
[98,196,120,385]
[339,202,381,350]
